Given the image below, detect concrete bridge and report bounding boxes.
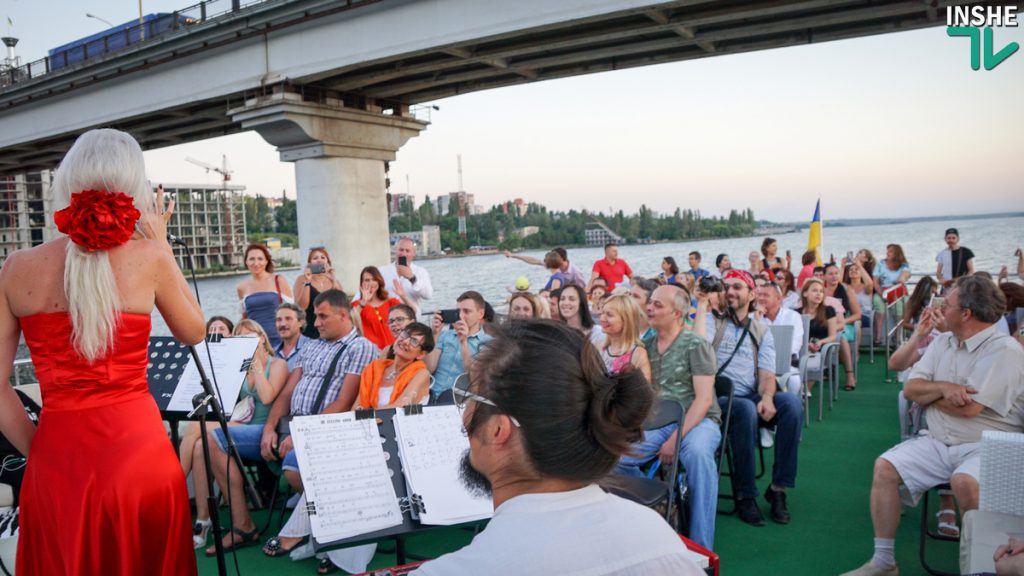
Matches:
[0,0,993,286]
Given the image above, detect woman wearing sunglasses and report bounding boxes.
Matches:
[353,323,435,410]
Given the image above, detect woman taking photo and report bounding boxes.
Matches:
[599,294,651,381]
[354,323,435,410]
[557,284,603,343]
[294,247,343,339]
[236,244,292,348]
[189,320,288,549]
[352,265,417,350]
[0,129,206,575]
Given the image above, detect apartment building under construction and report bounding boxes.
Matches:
[0,173,247,271]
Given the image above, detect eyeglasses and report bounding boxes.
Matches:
[395,330,423,348]
[452,373,521,428]
[388,316,413,325]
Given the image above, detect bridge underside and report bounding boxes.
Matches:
[0,0,1009,173]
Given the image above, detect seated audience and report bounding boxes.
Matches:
[190,319,288,549]
[757,281,804,396]
[598,293,651,381]
[379,304,416,359]
[844,262,874,333]
[589,284,609,316]
[776,268,800,310]
[206,315,234,337]
[796,279,841,380]
[426,291,493,404]
[688,251,710,281]
[353,323,434,410]
[507,292,548,321]
[557,284,603,343]
[840,277,1024,576]
[629,277,659,339]
[616,284,720,550]
[824,263,860,391]
[411,321,704,576]
[274,302,309,371]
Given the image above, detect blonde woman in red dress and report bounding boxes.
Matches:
[0,129,206,575]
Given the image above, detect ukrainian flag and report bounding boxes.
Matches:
[807,199,822,265]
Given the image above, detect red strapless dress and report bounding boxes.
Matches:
[16,312,197,576]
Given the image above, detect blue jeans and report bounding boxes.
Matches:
[719,392,802,499]
[615,418,721,551]
[212,423,264,461]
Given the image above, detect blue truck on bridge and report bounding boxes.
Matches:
[47,13,196,71]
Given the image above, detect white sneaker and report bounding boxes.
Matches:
[760,428,774,449]
[839,560,899,576]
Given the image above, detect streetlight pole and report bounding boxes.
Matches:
[138,0,145,41]
[85,13,114,28]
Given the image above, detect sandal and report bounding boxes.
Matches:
[844,370,857,391]
[192,518,212,550]
[317,557,339,575]
[206,526,260,557]
[262,535,310,557]
[936,509,960,538]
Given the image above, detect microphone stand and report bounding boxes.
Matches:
[174,235,259,576]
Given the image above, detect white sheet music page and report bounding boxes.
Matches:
[290,413,403,543]
[166,336,259,414]
[394,406,493,525]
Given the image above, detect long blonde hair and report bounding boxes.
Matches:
[600,293,643,350]
[52,129,153,362]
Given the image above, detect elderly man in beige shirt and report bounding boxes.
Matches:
[842,276,1024,576]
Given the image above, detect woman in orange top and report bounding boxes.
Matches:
[354,322,435,409]
[352,265,417,350]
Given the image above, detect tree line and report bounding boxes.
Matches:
[244,192,757,253]
[389,195,757,252]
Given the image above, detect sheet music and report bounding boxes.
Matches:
[290,413,403,542]
[166,336,259,413]
[394,406,493,525]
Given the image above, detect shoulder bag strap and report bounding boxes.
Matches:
[715,318,751,377]
[311,341,351,414]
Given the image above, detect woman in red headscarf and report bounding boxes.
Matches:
[0,129,206,575]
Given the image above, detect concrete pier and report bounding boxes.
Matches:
[231,93,427,291]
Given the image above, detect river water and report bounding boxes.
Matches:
[146,216,1023,336]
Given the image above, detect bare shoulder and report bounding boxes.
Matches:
[0,239,67,285]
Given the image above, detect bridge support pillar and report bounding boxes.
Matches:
[231,94,428,291]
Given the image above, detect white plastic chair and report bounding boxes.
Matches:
[797,314,839,422]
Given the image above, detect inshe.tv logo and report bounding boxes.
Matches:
[946,5,1020,70]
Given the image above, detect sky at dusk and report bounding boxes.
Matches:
[3,0,1023,222]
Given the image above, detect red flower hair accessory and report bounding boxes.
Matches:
[54,190,141,252]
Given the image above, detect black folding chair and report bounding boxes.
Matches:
[601,398,686,531]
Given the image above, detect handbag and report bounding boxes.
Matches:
[229,395,255,424]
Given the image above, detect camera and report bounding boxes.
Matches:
[698,276,723,294]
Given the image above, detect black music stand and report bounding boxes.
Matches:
[147,336,261,500]
[310,407,488,565]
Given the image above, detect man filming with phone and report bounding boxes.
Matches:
[380,237,433,309]
[425,291,493,404]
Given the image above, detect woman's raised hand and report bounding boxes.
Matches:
[140,185,175,246]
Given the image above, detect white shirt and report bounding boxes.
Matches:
[762,306,805,358]
[782,291,800,310]
[412,485,705,576]
[379,262,433,309]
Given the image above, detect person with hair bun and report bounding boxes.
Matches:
[411,321,703,576]
[0,129,206,575]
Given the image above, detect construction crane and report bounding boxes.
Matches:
[185,155,233,184]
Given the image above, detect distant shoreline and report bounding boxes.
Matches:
[779,211,1023,230]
